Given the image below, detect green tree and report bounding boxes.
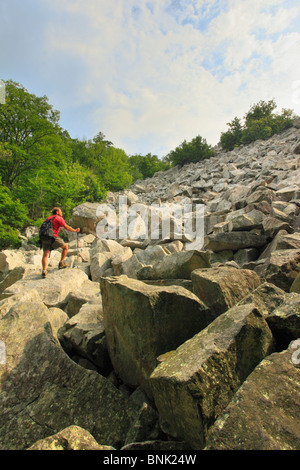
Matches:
[97,146,133,190]
[167,135,214,167]
[220,99,295,150]
[0,182,29,247]
[129,153,170,180]
[220,117,243,151]
[0,80,61,188]
[70,133,133,191]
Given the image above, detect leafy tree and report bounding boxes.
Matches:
[167,135,214,167]
[220,117,243,151]
[97,146,133,190]
[0,80,61,188]
[0,182,29,247]
[129,153,170,180]
[70,134,133,191]
[220,99,295,150]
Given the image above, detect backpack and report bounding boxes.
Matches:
[39,215,57,249]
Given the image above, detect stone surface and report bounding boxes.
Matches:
[0,295,141,450]
[291,272,300,293]
[101,275,210,397]
[1,123,300,451]
[58,300,111,374]
[137,250,211,280]
[255,249,300,292]
[205,343,300,450]
[27,425,115,450]
[204,231,267,252]
[191,266,261,318]
[266,293,300,349]
[150,303,274,449]
[1,268,89,308]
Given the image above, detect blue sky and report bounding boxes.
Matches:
[1,0,300,157]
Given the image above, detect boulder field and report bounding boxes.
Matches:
[0,123,300,450]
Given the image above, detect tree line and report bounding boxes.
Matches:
[0,80,169,247]
[0,79,296,248]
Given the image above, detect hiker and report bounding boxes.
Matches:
[41,207,80,278]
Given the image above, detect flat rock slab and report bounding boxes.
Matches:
[1,268,89,308]
[204,232,267,252]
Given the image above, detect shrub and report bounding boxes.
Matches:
[220,100,295,151]
[167,135,214,167]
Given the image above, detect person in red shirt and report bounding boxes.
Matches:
[41,207,80,278]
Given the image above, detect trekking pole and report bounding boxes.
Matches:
[77,230,79,250]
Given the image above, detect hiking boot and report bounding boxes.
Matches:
[42,271,47,278]
[59,260,69,269]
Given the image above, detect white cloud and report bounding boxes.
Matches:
[33,0,300,155]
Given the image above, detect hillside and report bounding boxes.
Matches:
[0,120,300,450]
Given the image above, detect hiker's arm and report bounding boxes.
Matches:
[64,224,80,233]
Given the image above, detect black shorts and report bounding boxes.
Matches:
[42,237,65,251]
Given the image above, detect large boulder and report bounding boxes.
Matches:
[254,249,300,292]
[69,202,102,235]
[237,282,287,318]
[111,245,169,279]
[291,272,300,293]
[0,266,26,298]
[0,250,26,280]
[100,275,211,397]
[205,342,300,450]
[204,231,267,252]
[258,230,300,259]
[89,239,128,281]
[0,295,141,450]
[150,303,274,449]
[58,299,111,374]
[137,250,211,280]
[63,279,100,317]
[0,286,41,311]
[27,425,115,450]
[1,268,90,308]
[191,266,261,318]
[266,293,300,349]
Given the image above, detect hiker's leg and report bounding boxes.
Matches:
[60,243,68,262]
[42,250,49,271]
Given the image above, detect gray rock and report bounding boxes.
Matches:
[26,425,115,450]
[150,303,274,449]
[137,250,211,280]
[0,296,141,450]
[254,249,300,292]
[100,275,210,398]
[205,343,300,450]
[191,266,261,318]
[204,231,267,252]
[1,268,89,308]
[266,293,300,348]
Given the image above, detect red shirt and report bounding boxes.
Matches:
[49,215,66,237]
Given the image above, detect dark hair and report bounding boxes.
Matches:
[52,207,61,215]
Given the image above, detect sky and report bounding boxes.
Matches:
[1,0,300,158]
